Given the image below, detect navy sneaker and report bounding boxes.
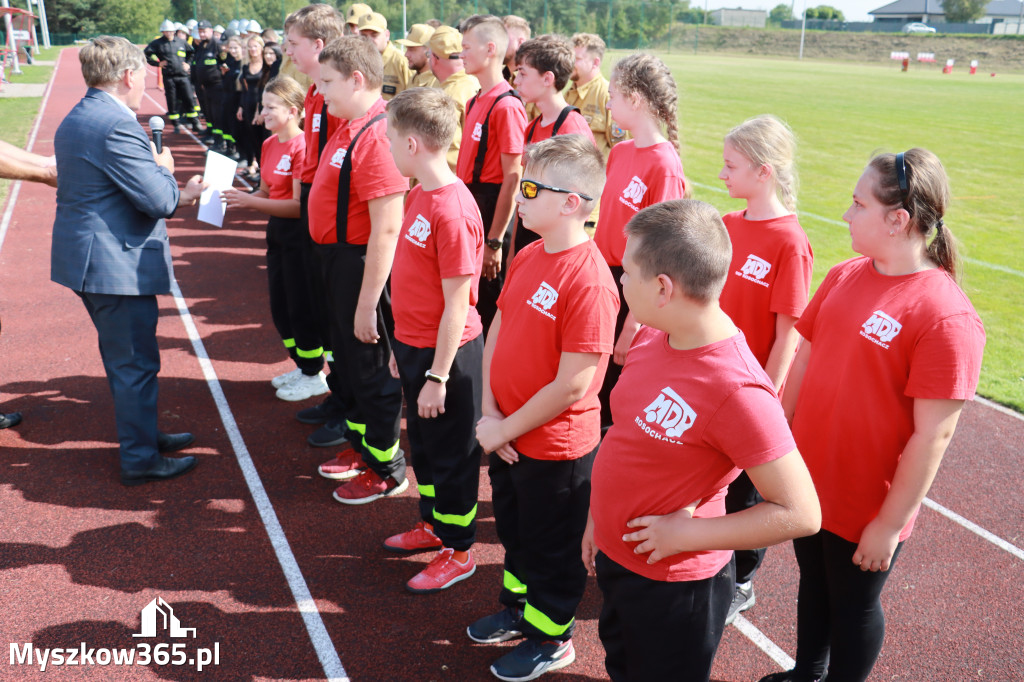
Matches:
[490,639,575,681]
[467,607,524,644]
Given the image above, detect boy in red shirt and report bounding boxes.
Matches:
[307,36,409,504]
[382,87,485,593]
[581,200,821,681]
[282,4,349,446]
[470,135,618,682]
[508,35,596,258]
[456,14,528,334]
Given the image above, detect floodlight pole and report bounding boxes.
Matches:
[33,0,49,49]
[799,0,807,59]
[402,0,407,37]
[2,0,22,74]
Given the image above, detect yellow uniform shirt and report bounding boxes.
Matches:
[439,70,481,172]
[381,43,412,100]
[411,70,439,88]
[565,74,627,164]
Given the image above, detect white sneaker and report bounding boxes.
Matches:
[275,372,329,402]
[271,367,303,389]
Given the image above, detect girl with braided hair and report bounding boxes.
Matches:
[593,53,688,430]
[760,148,985,682]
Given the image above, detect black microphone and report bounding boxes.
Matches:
[149,116,165,154]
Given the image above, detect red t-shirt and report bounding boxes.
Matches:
[301,85,344,185]
[260,133,305,201]
[718,211,813,368]
[491,239,619,460]
[523,110,597,148]
[392,181,485,348]
[307,99,407,245]
[456,81,527,185]
[594,140,687,266]
[793,257,985,544]
[592,326,796,581]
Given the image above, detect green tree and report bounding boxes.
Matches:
[941,0,988,22]
[805,4,844,20]
[769,3,792,23]
[98,0,170,36]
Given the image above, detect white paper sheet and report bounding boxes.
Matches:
[197,150,238,228]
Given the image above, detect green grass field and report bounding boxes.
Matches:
[2,48,1021,410]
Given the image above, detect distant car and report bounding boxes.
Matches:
[902,22,937,33]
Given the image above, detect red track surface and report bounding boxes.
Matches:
[1,49,1021,681]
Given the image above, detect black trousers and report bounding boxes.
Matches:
[596,552,733,682]
[266,216,323,375]
[725,471,767,584]
[78,292,161,471]
[467,182,508,335]
[163,75,198,121]
[196,80,224,138]
[317,243,404,481]
[393,336,484,551]
[791,530,905,682]
[489,445,597,642]
[598,264,629,429]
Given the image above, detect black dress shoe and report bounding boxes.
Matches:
[0,412,22,429]
[157,432,195,453]
[121,455,198,487]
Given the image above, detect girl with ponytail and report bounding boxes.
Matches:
[760,148,985,682]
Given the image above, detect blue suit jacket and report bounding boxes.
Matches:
[52,88,181,296]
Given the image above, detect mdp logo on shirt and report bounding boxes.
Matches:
[860,310,902,349]
[273,154,292,175]
[329,147,348,169]
[404,214,431,248]
[312,113,322,133]
[638,387,696,441]
[620,176,648,208]
[527,282,558,320]
[471,122,483,142]
[737,254,772,288]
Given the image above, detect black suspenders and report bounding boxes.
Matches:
[467,89,521,184]
[524,105,580,145]
[334,112,388,244]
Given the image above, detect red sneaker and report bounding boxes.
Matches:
[383,521,444,555]
[318,448,366,480]
[333,469,409,505]
[406,548,476,594]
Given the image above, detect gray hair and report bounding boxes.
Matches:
[80,36,145,88]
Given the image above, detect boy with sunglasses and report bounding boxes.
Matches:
[470,134,618,682]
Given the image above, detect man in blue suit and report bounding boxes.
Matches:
[52,36,206,486]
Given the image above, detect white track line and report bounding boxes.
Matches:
[139,84,346,679]
[168,280,349,682]
[732,615,796,670]
[689,180,1024,279]
[921,498,1024,561]
[0,48,58,254]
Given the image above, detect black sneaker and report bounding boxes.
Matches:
[307,419,348,448]
[296,399,342,425]
[725,582,755,626]
[467,607,524,644]
[758,671,826,682]
[490,639,574,682]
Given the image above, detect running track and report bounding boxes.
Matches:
[1,49,1021,681]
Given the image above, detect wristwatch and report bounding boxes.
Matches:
[486,237,502,251]
[424,370,449,384]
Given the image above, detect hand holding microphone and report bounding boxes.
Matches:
[149,116,174,172]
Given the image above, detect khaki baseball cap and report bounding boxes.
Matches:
[396,23,435,47]
[429,25,463,59]
[347,3,374,26]
[357,11,388,33]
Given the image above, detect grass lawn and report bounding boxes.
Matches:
[2,48,1022,410]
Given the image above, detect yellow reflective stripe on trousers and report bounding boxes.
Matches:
[433,503,477,527]
[503,570,527,595]
[295,346,323,359]
[282,338,296,349]
[345,420,366,436]
[523,603,573,638]
[418,484,435,498]
[364,438,399,463]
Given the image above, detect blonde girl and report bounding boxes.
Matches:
[224,77,327,401]
[593,53,688,428]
